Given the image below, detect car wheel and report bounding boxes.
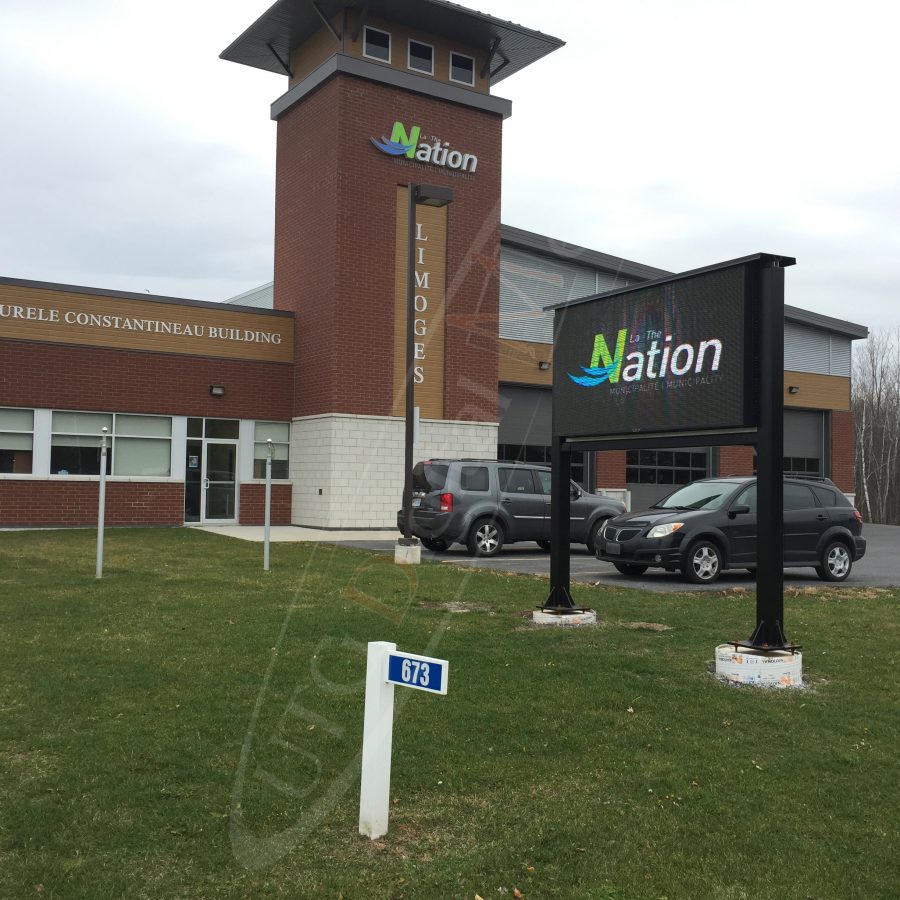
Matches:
[684,540,722,584]
[587,519,608,555]
[816,540,852,581]
[613,563,649,577]
[421,538,449,553]
[536,540,551,552]
[467,519,505,557]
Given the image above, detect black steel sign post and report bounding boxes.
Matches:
[544,254,796,650]
[750,263,787,647]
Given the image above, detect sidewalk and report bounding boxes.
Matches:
[193,525,400,543]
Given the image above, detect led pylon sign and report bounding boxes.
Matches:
[553,263,755,440]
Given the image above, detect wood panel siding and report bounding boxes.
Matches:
[499,338,552,387]
[392,187,447,419]
[784,371,850,410]
[0,284,293,363]
[289,19,343,86]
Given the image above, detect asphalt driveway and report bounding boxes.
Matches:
[342,523,900,593]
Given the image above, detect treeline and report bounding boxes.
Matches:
[853,328,900,524]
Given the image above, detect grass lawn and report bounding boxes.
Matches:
[1,529,898,899]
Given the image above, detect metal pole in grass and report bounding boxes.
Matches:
[96,426,109,579]
[264,438,273,571]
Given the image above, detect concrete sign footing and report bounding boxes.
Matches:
[394,543,422,565]
[532,609,597,626]
[714,643,803,688]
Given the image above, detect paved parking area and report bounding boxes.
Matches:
[342,523,900,593]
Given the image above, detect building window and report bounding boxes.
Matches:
[253,422,290,479]
[408,39,434,75]
[626,449,708,486]
[784,457,821,478]
[50,411,172,476]
[497,443,587,489]
[51,411,113,475]
[363,26,391,63]
[750,456,823,478]
[0,408,34,474]
[449,51,475,86]
[113,415,172,476]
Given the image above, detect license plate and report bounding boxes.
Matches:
[412,498,421,508]
[606,543,621,556]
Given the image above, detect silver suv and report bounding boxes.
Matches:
[397,459,626,557]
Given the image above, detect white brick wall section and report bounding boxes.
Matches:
[290,414,498,529]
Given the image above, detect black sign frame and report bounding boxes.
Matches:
[544,254,796,649]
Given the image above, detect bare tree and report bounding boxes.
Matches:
[853,328,900,524]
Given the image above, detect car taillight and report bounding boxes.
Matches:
[853,509,863,524]
[440,492,453,513]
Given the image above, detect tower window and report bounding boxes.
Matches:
[408,39,434,75]
[450,51,475,86]
[363,26,391,63]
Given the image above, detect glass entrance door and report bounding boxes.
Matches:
[202,442,237,522]
[184,418,240,524]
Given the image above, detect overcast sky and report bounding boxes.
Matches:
[1,0,897,329]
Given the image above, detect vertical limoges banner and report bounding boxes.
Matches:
[393,186,448,419]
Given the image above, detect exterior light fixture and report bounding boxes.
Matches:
[538,360,551,371]
[788,385,800,394]
[399,183,454,557]
[210,385,225,397]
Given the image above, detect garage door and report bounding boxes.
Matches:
[784,410,825,477]
[497,384,590,487]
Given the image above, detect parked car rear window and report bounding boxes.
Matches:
[654,480,734,510]
[413,463,448,492]
[499,467,537,494]
[784,483,816,511]
[811,485,839,507]
[460,466,489,492]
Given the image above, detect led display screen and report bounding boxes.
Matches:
[553,264,754,439]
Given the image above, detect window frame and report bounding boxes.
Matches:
[49,410,173,478]
[449,51,476,86]
[363,26,391,64]
[0,407,35,475]
[253,421,291,481]
[407,38,434,76]
[112,414,173,477]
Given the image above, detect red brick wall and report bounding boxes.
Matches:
[595,450,627,487]
[830,410,855,492]
[0,340,296,527]
[0,481,184,527]
[717,446,755,476]
[0,339,293,420]
[238,483,293,525]
[275,73,502,422]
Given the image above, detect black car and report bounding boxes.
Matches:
[398,459,626,556]
[596,476,866,584]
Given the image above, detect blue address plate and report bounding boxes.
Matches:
[385,651,449,695]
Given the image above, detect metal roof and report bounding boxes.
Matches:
[547,254,797,312]
[501,225,671,283]
[545,252,868,341]
[0,275,293,317]
[220,0,564,84]
[783,305,868,340]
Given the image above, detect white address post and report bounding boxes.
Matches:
[358,642,449,839]
[95,426,109,579]
[263,437,273,572]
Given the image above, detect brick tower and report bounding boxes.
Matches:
[223,1,563,527]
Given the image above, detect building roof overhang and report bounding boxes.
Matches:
[221,0,564,84]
